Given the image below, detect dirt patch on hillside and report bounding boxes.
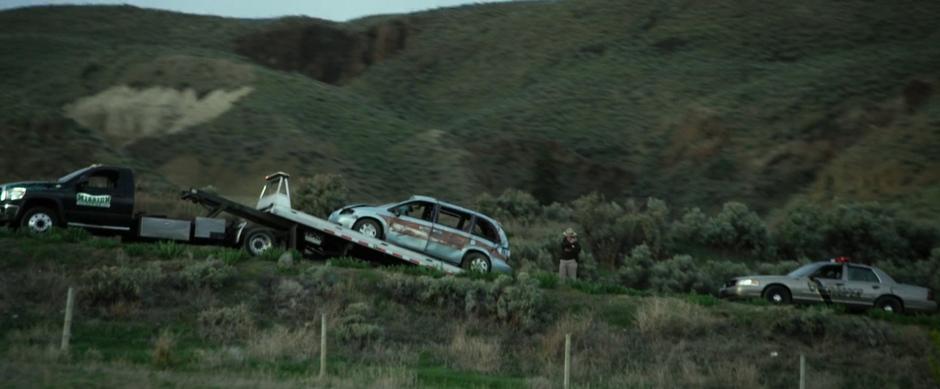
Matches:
[235,19,409,84]
[63,85,253,147]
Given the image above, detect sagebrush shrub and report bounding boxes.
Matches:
[293,174,349,218]
[377,272,544,328]
[707,202,769,254]
[82,263,162,305]
[475,189,542,223]
[336,302,382,346]
[198,304,255,343]
[618,244,654,290]
[181,259,236,289]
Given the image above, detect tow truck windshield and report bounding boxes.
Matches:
[58,167,92,183]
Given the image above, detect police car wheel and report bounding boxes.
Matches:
[20,207,58,234]
[763,285,791,305]
[874,297,902,314]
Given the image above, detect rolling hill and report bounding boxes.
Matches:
[1,1,938,219]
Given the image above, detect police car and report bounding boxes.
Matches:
[719,257,937,314]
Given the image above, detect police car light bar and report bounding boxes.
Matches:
[831,256,851,264]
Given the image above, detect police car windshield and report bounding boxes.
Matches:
[58,167,91,183]
[787,263,821,278]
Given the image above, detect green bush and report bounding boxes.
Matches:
[568,279,637,295]
[328,256,372,269]
[706,202,770,255]
[335,302,382,346]
[181,259,236,290]
[154,240,187,260]
[385,264,447,278]
[774,201,938,262]
[302,265,341,296]
[213,248,249,264]
[671,207,709,246]
[293,173,349,218]
[377,272,544,328]
[531,271,559,289]
[649,254,709,294]
[875,248,940,294]
[571,192,624,267]
[82,263,163,305]
[618,244,655,290]
[475,189,542,223]
[197,304,256,343]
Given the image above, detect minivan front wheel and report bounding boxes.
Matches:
[353,219,383,240]
[462,252,491,273]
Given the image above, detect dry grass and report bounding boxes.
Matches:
[151,328,177,369]
[245,324,320,362]
[447,325,502,373]
[634,297,719,338]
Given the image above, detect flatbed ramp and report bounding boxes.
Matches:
[267,205,463,273]
[183,173,463,275]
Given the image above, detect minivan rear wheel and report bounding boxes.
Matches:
[462,252,491,273]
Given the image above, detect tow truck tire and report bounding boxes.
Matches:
[874,296,903,314]
[353,219,384,240]
[462,252,491,273]
[763,285,791,305]
[244,228,278,257]
[20,207,58,234]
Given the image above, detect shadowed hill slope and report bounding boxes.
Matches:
[1,2,939,218]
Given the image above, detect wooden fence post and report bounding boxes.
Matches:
[799,353,806,389]
[564,333,571,389]
[319,313,327,379]
[61,287,75,352]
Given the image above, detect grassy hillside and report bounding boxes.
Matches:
[1,230,938,388]
[1,1,939,218]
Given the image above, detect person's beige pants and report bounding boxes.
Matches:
[559,259,578,280]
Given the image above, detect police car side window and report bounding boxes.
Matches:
[812,265,842,280]
[848,266,880,283]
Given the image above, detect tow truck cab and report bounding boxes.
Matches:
[0,165,136,233]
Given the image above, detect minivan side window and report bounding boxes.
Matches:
[436,207,470,231]
[394,201,434,222]
[471,218,500,244]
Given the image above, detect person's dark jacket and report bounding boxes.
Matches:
[560,238,581,261]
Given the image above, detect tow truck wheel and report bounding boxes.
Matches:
[763,285,791,305]
[874,296,903,314]
[244,228,277,257]
[353,219,384,240]
[462,252,491,273]
[20,207,58,234]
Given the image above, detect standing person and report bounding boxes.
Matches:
[559,228,581,281]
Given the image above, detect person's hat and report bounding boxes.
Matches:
[563,228,577,237]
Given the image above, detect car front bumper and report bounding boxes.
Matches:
[719,284,764,299]
[0,203,20,224]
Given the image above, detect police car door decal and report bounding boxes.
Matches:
[77,192,111,208]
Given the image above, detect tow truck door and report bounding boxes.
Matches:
[68,168,133,230]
